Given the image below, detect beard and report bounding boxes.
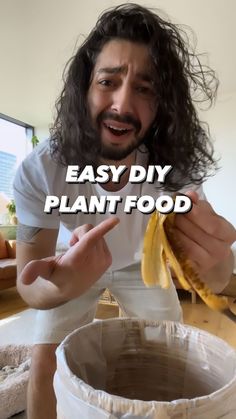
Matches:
[100,135,145,160]
[96,110,145,161]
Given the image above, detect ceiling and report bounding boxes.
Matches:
[0,0,235,129]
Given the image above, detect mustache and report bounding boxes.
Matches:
[98,111,141,131]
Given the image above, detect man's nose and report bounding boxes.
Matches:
[111,85,134,115]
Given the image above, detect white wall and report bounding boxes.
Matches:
[35,127,50,142]
[202,92,236,226]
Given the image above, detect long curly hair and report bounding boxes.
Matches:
[50,3,218,191]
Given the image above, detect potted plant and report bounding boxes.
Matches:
[6,200,17,225]
[31,135,39,148]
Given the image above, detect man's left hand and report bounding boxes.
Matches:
[174,191,236,276]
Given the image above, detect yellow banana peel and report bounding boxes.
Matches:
[141,210,229,313]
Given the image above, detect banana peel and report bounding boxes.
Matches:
[141,210,229,314]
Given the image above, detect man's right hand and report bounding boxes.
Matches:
[19,217,119,303]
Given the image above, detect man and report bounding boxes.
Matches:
[14,4,236,418]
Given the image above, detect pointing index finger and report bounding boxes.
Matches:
[81,216,120,247]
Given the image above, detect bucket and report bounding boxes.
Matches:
[54,318,236,419]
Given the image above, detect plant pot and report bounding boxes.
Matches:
[9,215,18,225]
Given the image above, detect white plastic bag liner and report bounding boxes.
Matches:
[54,318,236,419]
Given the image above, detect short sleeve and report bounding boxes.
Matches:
[179,183,206,200]
[13,143,60,229]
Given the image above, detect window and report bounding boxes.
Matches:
[0,113,34,219]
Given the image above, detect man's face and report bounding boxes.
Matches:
[87,39,158,161]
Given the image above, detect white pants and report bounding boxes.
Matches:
[34,263,183,343]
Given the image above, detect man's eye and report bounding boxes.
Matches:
[136,86,153,95]
[98,80,113,87]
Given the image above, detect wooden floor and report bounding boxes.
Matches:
[0,287,236,348]
[0,287,28,320]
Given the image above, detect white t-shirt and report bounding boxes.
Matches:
[13,140,204,272]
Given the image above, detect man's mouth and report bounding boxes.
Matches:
[103,122,134,137]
